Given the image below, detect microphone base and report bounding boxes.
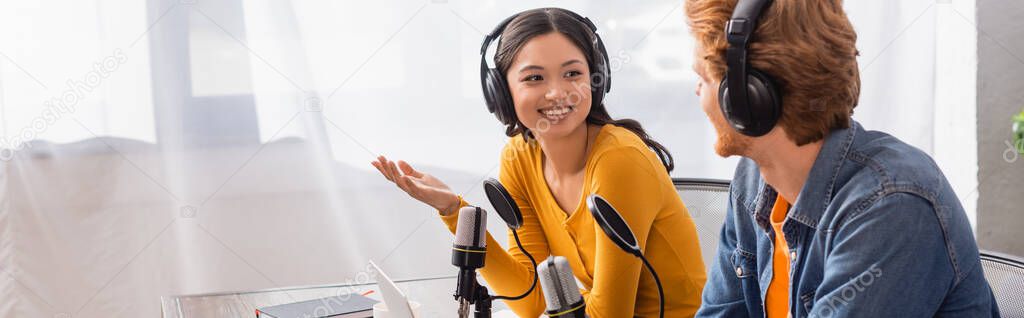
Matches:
[458,299,470,318]
[454,271,492,318]
[455,268,478,304]
[473,284,492,318]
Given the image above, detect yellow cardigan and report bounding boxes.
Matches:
[439,125,706,317]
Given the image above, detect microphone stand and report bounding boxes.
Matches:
[456,228,538,318]
[474,284,492,318]
[455,268,478,317]
[454,275,493,318]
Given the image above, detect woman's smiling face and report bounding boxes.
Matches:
[505,31,593,139]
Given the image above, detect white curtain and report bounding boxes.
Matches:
[0,0,972,317]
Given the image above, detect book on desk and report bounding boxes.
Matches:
[255,293,378,318]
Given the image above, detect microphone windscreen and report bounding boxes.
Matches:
[454,206,487,248]
[538,256,583,313]
[483,178,523,229]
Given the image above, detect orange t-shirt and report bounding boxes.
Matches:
[765,194,791,318]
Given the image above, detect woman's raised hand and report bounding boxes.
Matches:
[371,156,461,216]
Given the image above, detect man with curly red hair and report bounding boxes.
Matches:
[685,0,1001,317]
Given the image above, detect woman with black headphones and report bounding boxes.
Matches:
[372,8,706,317]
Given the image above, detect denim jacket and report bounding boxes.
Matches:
[696,121,1000,317]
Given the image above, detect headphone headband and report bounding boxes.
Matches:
[720,0,781,137]
[479,10,604,73]
[480,14,518,56]
[725,0,773,116]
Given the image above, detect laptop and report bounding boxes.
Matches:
[368,260,415,318]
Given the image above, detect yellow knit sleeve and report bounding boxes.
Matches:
[584,146,665,317]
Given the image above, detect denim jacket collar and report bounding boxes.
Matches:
[750,121,861,232]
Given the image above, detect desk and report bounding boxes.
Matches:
[161,275,513,317]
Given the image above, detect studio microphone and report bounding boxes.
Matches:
[452,206,487,317]
[446,179,542,317]
[537,256,586,318]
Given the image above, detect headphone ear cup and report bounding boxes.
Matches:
[590,38,611,108]
[717,69,782,136]
[717,74,737,126]
[484,68,515,125]
[746,69,782,134]
[590,61,608,108]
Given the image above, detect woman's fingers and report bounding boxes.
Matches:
[371,160,391,182]
[383,161,398,182]
[381,157,398,181]
[398,161,424,178]
[372,160,390,182]
[387,160,403,183]
[374,156,405,186]
[374,157,389,176]
[384,158,418,195]
[374,156,439,205]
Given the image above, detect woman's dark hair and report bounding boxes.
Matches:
[493,7,674,172]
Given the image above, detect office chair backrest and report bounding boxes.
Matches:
[673,178,731,270]
[981,251,1024,316]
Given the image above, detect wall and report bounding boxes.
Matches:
[976,0,1024,256]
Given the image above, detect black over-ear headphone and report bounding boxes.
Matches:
[718,0,782,137]
[479,8,611,127]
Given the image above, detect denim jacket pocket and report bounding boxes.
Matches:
[730,248,765,316]
[731,248,757,278]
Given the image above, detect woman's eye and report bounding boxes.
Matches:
[565,70,583,78]
[523,75,543,82]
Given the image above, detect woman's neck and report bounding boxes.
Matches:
[537,124,599,178]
